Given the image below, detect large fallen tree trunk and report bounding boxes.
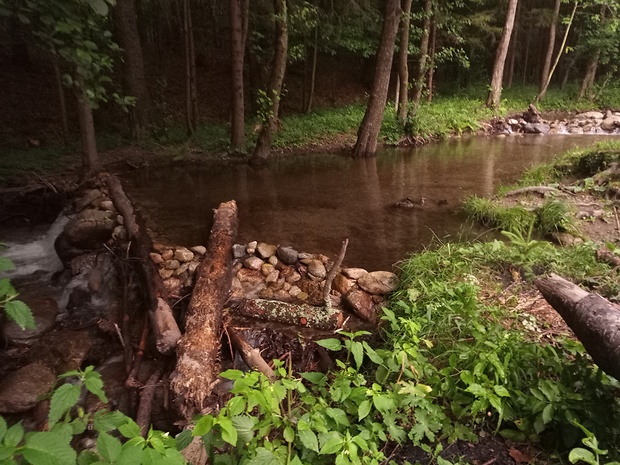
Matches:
[170,200,239,419]
[106,175,181,354]
[536,273,620,380]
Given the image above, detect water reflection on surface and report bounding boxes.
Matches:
[122,135,611,270]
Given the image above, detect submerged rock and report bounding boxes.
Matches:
[0,363,56,413]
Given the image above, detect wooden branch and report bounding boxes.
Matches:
[536,273,620,380]
[233,299,344,331]
[107,175,181,354]
[324,239,349,308]
[504,186,558,197]
[136,368,163,437]
[170,200,239,419]
[227,326,275,381]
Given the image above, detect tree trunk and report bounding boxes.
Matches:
[304,24,318,114]
[411,0,432,114]
[535,1,578,103]
[352,0,401,158]
[578,52,600,100]
[397,0,413,123]
[539,0,561,97]
[426,19,436,103]
[250,0,289,164]
[113,0,152,140]
[506,2,520,89]
[486,0,519,109]
[75,77,101,177]
[51,55,69,146]
[536,274,620,381]
[230,0,246,152]
[183,0,197,136]
[170,200,239,419]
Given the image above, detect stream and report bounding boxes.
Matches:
[121,134,612,271]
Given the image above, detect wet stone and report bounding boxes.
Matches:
[0,363,56,413]
[277,246,299,265]
[256,242,277,259]
[358,271,399,295]
[30,330,93,373]
[174,247,195,262]
[344,289,377,324]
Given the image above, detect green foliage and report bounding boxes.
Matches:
[0,257,35,330]
[463,196,537,235]
[0,367,186,465]
[569,423,620,465]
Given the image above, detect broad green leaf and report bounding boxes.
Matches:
[48,383,81,428]
[372,394,395,415]
[358,400,372,421]
[226,396,245,416]
[0,278,15,298]
[77,450,99,465]
[498,429,526,441]
[118,418,142,439]
[175,429,193,451]
[316,338,342,351]
[283,426,295,443]
[3,300,35,330]
[84,370,107,403]
[300,372,327,386]
[542,404,554,425]
[319,434,344,455]
[350,341,364,369]
[97,432,122,462]
[193,415,214,436]
[116,444,143,465]
[569,448,597,465]
[21,431,77,465]
[297,429,319,452]
[3,423,23,448]
[326,408,351,426]
[231,415,256,444]
[218,417,237,446]
[465,383,487,397]
[86,0,108,16]
[362,342,383,365]
[94,410,130,432]
[493,385,510,398]
[0,416,7,442]
[220,369,244,380]
[247,447,280,465]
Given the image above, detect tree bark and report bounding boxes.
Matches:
[183,0,197,136]
[426,18,436,103]
[227,326,276,381]
[352,0,401,158]
[539,0,561,98]
[75,77,101,177]
[578,52,600,100]
[113,0,152,139]
[170,200,239,419]
[304,24,318,114]
[230,0,246,152]
[486,0,519,109]
[397,0,413,123]
[51,55,69,146]
[410,0,432,115]
[536,274,620,381]
[250,0,289,164]
[106,175,182,355]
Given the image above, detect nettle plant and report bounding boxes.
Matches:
[0,256,35,330]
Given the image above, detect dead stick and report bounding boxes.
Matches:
[136,368,163,437]
[126,316,150,388]
[227,326,276,381]
[614,206,620,231]
[323,239,349,309]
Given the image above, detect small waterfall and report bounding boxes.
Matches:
[1,213,70,278]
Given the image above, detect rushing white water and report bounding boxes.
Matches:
[1,213,69,278]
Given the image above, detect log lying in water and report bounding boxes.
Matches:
[106,175,181,354]
[536,273,620,380]
[233,298,345,331]
[170,200,239,419]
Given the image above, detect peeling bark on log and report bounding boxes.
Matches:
[504,186,558,197]
[107,175,181,354]
[233,299,344,331]
[227,326,275,381]
[536,273,620,380]
[170,200,239,419]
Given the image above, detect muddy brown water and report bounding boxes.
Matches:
[121,135,613,271]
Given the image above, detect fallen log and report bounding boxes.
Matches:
[536,273,620,380]
[170,200,239,419]
[106,175,181,354]
[233,299,345,331]
[227,326,275,381]
[504,186,558,197]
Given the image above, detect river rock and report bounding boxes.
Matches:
[261,263,276,277]
[277,246,299,265]
[112,225,127,241]
[61,209,116,251]
[164,277,183,296]
[344,290,377,324]
[159,268,174,279]
[75,189,104,213]
[289,286,302,297]
[333,274,355,295]
[341,268,368,280]
[164,259,180,270]
[191,245,207,256]
[256,242,277,259]
[2,296,59,345]
[247,241,258,254]
[30,330,93,372]
[236,268,267,299]
[601,115,620,132]
[580,111,604,119]
[100,200,115,212]
[268,255,279,266]
[161,249,174,260]
[307,260,326,279]
[266,270,280,283]
[0,363,56,413]
[174,247,194,262]
[150,252,164,264]
[524,123,550,134]
[358,271,399,295]
[233,244,246,258]
[244,256,264,270]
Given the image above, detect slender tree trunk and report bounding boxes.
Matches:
[75,77,101,177]
[535,1,578,103]
[51,55,69,146]
[506,2,521,89]
[183,0,197,136]
[250,0,289,164]
[578,52,600,100]
[397,0,413,123]
[539,0,561,98]
[189,2,198,127]
[230,0,246,152]
[113,0,152,140]
[486,0,519,109]
[522,18,532,85]
[352,0,401,158]
[304,25,318,113]
[411,0,432,113]
[426,19,436,103]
